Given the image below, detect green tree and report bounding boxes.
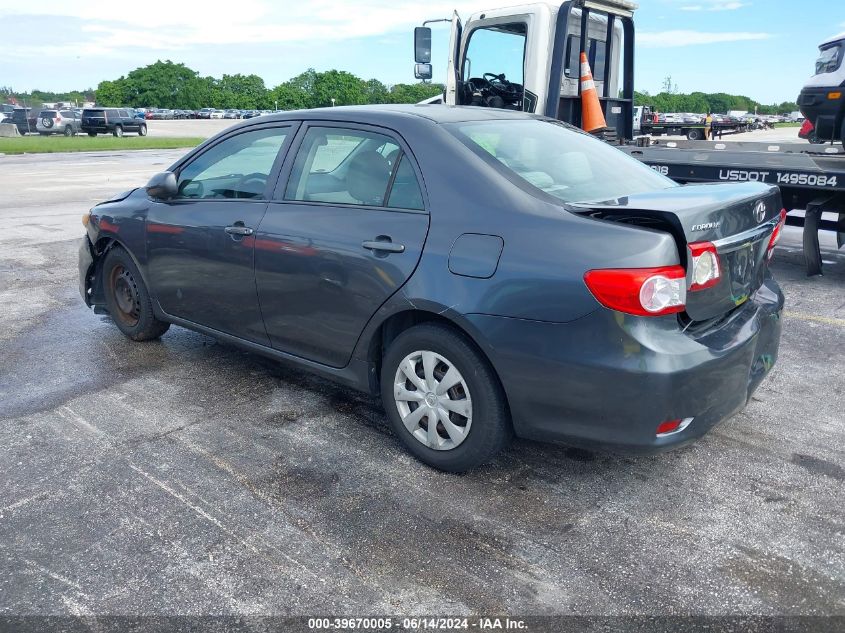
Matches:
[387,82,444,103]
[218,74,267,109]
[312,70,368,107]
[120,60,200,108]
[95,79,128,106]
[267,82,312,110]
[364,78,388,104]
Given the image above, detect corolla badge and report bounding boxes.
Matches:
[691,221,721,232]
[753,200,767,223]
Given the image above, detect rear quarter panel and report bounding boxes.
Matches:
[385,122,681,324]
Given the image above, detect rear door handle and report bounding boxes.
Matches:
[362,239,404,253]
[225,224,254,236]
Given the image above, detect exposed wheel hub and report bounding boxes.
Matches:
[109,265,140,327]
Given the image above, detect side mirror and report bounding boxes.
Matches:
[146,171,178,200]
[414,26,432,63]
[414,63,433,81]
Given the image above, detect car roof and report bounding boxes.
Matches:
[256,104,540,127]
[820,31,845,47]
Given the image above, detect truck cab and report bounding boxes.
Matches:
[797,31,845,144]
[414,0,636,140]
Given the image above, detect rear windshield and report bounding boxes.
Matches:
[816,42,843,74]
[445,119,675,203]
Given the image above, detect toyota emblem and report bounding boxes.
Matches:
[753,201,766,223]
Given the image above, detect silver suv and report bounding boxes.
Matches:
[36,109,81,136]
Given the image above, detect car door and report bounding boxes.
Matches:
[146,123,297,345]
[255,123,430,368]
[117,109,135,132]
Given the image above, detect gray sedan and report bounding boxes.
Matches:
[78,105,784,471]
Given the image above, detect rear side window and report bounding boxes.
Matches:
[285,126,424,209]
[59,110,75,118]
[387,155,424,210]
[106,109,119,118]
[565,36,606,80]
[286,127,398,206]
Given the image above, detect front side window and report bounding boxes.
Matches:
[447,119,675,203]
[285,127,405,207]
[176,127,289,200]
[462,23,526,86]
[815,42,843,75]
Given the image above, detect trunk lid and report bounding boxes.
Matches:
[570,182,782,321]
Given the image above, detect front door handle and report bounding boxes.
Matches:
[362,238,405,254]
[225,224,254,236]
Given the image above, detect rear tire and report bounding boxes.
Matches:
[88,132,97,137]
[113,125,124,138]
[102,246,170,341]
[380,323,512,472]
[138,123,147,137]
[687,128,703,141]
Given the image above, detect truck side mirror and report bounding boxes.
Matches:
[414,63,433,81]
[414,27,432,63]
[146,171,178,200]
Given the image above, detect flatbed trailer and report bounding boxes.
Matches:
[638,120,749,141]
[619,138,845,275]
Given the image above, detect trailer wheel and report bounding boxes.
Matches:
[687,128,703,141]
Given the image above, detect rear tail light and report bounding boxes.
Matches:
[584,266,686,316]
[688,241,721,290]
[767,208,787,260]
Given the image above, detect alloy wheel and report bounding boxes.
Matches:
[393,350,473,451]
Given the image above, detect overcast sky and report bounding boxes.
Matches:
[0,0,840,104]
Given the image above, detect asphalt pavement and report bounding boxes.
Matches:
[0,149,843,620]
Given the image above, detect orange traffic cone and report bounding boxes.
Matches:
[579,52,607,133]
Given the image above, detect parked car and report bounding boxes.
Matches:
[81,108,147,137]
[209,109,225,119]
[1,103,16,121]
[3,107,37,134]
[196,108,214,119]
[223,109,241,120]
[78,105,784,472]
[151,109,175,120]
[35,109,81,136]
